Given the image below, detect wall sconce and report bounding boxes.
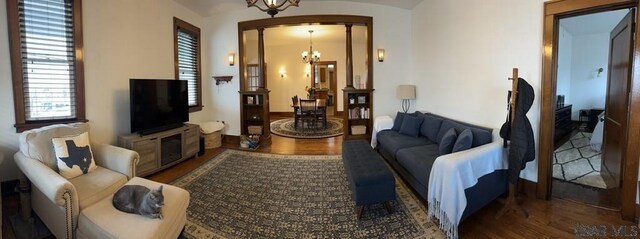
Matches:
[228,53,235,66]
[377,49,385,62]
[279,68,286,78]
[597,67,603,77]
[305,65,311,78]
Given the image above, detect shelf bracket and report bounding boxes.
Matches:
[213,76,233,85]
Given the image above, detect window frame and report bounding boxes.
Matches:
[6,0,87,132]
[173,17,203,113]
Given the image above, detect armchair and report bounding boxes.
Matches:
[14,123,139,239]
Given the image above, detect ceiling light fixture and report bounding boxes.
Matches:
[246,0,300,18]
[301,30,321,65]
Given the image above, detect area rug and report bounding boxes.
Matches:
[173,150,444,239]
[552,132,607,189]
[270,117,344,139]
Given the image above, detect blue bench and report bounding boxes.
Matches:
[342,140,396,219]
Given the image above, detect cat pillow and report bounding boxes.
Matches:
[52,132,97,179]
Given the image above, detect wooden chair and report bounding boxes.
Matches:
[291,96,302,129]
[315,99,328,129]
[299,99,317,130]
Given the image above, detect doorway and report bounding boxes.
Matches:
[311,61,338,116]
[539,0,640,221]
[551,9,629,209]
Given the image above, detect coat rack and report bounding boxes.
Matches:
[496,68,529,219]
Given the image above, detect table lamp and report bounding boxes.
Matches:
[397,85,416,113]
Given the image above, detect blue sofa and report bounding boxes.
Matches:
[376,112,508,221]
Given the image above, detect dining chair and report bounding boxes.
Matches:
[315,99,328,129]
[292,95,301,129]
[299,99,317,130]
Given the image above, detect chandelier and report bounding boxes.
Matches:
[302,30,321,64]
[246,0,300,18]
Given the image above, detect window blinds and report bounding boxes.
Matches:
[19,0,77,121]
[177,29,199,107]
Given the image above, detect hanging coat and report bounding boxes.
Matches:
[503,78,535,184]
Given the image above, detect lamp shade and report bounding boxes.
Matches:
[397,85,416,100]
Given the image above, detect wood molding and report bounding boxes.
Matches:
[222,134,241,145]
[539,0,639,221]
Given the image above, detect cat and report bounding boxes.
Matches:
[59,140,93,174]
[112,185,164,219]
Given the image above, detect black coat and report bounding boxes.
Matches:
[501,78,535,184]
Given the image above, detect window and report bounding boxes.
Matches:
[7,0,86,132]
[173,17,202,112]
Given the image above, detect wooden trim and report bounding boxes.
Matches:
[311,61,338,115]
[173,17,203,112]
[222,134,241,145]
[7,0,87,133]
[539,0,639,221]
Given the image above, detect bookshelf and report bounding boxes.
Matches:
[343,88,374,140]
[239,91,271,146]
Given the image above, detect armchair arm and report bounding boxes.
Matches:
[13,152,78,207]
[92,143,139,179]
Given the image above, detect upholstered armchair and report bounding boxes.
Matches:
[14,123,139,239]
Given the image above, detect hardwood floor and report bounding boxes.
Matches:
[2,132,636,238]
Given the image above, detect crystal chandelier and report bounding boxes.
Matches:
[246,0,300,18]
[302,30,321,64]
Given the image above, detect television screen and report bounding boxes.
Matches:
[130,79,189,134]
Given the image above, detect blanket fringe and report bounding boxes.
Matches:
[428,200,458,239]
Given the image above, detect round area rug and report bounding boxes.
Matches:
[270,117,344,139]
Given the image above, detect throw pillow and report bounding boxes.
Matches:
[399,114,424,137]
[391,112,407,131]
[438,128,457,155]
[52,132,97,179]
[453,128,473,153]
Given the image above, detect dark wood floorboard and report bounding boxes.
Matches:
[2,128,635,238]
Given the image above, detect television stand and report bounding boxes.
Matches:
[118,123,200,177]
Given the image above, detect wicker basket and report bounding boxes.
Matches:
[248,126,263,135]
[203,130,222,149]
[351,125,366,135]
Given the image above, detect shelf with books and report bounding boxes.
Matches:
[342,88,374,140]
[239,91,271,146]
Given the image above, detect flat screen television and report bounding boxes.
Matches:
[130,79,189,135]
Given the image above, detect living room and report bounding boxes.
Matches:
[1,0,639,238]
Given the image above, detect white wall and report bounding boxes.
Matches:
[557,25,573,107]
[205,1,413,135]
[411,0,544,181]
[0,0,209,181]
[568,33,609,120]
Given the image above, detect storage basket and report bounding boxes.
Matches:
[203,130,222,149]
[351,125,366,135]
[248,126,263,135]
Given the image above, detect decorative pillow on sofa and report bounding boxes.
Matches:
[392,112,407,131]
[52,132,97,179]
[453,128,473,153]
[399,114,424,137]
[438,128,457,155]
[420,113,444,142]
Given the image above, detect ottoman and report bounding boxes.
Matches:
[342,140,396,219]
[76,177,190,239]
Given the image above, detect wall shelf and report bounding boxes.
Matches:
[213,75,233,85]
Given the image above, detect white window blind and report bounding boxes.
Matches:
[176,29,199,107]
[19,0,77,121]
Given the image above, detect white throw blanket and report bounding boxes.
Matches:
[371,115,394,148]
[427,130,508,239]
[198,121,225,134]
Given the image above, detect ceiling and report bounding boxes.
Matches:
[173,0,423,17]
[560,9,629,35]
[244,25,367,46]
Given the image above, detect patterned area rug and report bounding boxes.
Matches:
[553,132,607,189]
[173,150,444,239]
[270,118,343,139]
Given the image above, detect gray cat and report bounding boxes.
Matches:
[112,185,164,219]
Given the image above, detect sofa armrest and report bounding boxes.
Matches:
[14,152,78,207]
[92,143,139,179]
[371,115,394,148]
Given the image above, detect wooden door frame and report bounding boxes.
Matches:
[539,0,640,220]
[311,61,338,115]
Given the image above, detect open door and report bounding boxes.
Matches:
[602,9,635,191]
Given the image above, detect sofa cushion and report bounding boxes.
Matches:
[377,130,433,156]
[436,119,492,148]
[399,114,423,137]
[18,123,90,171]
[69,166,128,210]
[391,112,406,131]
[396,144,440,187]
[453,129,474,153]
[439,128,457,155]
[419,114,443,142]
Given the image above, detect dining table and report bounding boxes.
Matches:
[292,99,327,130]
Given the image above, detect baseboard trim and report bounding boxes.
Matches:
[518,179,537,198]
[222,134,241,145]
